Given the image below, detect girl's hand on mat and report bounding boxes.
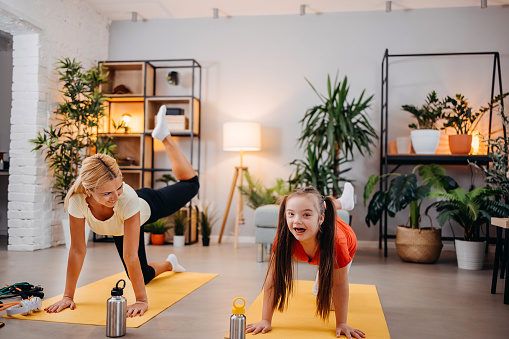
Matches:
[127,302,148,317]
[44,297,75,313]
[335,324,365,339]
[246,320,272,335]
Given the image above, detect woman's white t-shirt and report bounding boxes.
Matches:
[67,183,151,236]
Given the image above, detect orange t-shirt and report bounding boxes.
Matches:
[277,216,357,269]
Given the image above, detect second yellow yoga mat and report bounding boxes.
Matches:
[232,281,390,339]
[5,271,217,327]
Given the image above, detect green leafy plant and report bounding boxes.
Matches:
[30,58,109,202]
[144,218,170,234]
[172,209,188,236]
[238,172,293,209]
[473,92,509,204]
[426,186,509,241]
[402,90,444,130]
[195,199,217,239]
[291,73,377,197]
[363,164,458,229]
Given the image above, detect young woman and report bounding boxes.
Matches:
[44,106,199,318]
[246,185,365,339]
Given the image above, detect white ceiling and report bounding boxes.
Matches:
[82,0,507,21]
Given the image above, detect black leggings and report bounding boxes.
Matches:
[113,176,199,284]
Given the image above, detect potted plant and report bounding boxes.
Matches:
[171,209,188,247]
[195,199,217,246]
[291,73,377,197]
[364,164,458,263]
[402,90,445,155]
[426,186,509,270]
[30,58,110,248]
[144,219,171,245]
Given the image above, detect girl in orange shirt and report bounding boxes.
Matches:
[246,185,364,339]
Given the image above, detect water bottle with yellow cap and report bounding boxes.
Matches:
[230,297,246,339]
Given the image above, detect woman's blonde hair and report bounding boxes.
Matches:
[64,153,122,209]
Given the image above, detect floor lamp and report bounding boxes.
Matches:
[218,122,261,248]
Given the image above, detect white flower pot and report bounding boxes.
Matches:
[144,232,151,246]
[410,129,440,154]
[62,218,91,250]
[173,235,185,247]
[455,239,486,270]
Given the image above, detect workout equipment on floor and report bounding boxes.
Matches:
[5,271,217,327]
[0,282,44,300]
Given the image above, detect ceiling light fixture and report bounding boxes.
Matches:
[300,4,306,16]
[386,1,392,13]
[481,0,487,8]
[213,8,219,19]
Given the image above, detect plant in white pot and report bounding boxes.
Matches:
[364,164,458,263]
[427,186,509,270]
[402,91,445,155]
[30,58,112,249]
[195,199,217,247]
[171,209,187,247]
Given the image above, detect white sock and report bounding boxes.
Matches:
[151,105,171,141]
[166,253,186,272]
[312,271,319,296]
[338,182,354,211]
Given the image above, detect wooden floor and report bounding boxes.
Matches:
[1,238,508,338]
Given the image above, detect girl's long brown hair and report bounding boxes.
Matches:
[266,186,337,320]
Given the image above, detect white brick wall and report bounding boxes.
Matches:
[0,0,110,251]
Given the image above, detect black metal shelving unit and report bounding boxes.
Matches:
[379,50,505,257]
[95,59,202,245]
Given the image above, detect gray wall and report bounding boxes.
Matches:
[108,6,509,242]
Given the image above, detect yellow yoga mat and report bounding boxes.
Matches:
[5,271,217,328]
[229,281,390,339]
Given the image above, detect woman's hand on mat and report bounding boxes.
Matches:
[246,320,272,335]
[44,296,75,313]
[127,302,148,317]
[335,323,365,339]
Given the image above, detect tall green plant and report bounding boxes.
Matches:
[172,209,188,236]
[426,187,509,241]
[238,172,293,209]
[292,73,377,197]
[30,58,109,202]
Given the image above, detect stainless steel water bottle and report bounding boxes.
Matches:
[106,279,127,337]
[230,297,246,339]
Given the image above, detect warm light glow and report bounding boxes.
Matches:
[471,130,480,155]
[223,122,261,151]
[122,113,132,126]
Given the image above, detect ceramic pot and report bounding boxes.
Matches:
[455,239,486,270]
[151,234,165,245]
[448,134,472,155]
[173,235,185,247]
[410,129,440,154]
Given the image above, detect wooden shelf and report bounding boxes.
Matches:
[383,154,491,166]
[100,62,154,96]
[145,97,200,135]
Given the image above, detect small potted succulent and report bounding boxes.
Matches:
[402,90,445,155]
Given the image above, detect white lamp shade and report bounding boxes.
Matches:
[223,122,261,151]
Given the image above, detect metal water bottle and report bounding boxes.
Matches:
[106,279,127,337]
[230,297,246,339]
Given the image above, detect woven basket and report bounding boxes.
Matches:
[395,216,443,264]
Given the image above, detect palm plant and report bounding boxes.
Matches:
[291,73,377,197]
[156,173,178,186]
[30,58,109,202]
[402,90,444,130]
[364,164,458,229]
[144,219,170,234]
[426,186,509,241]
